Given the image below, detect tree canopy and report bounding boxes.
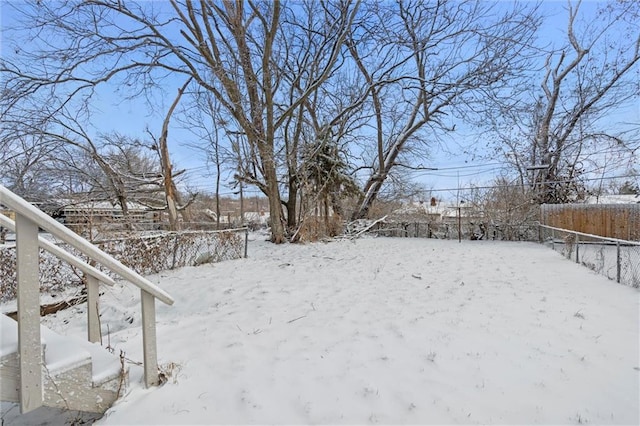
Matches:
[1,0,637,242]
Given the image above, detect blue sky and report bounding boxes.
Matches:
[1,1,637,201]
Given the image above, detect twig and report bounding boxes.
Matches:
[106,324,113,353]
[116,350,127,398]
[123,356,143,366]
[43,363,70,411]
[96,300,103,346]
[287,315,307,324]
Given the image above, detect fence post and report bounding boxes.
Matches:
[457,207,462,243]
[551,229,555,250]
[244,227,248,258]
[575,233,580,264]
[538,224,542,243]
[616,241,621,284]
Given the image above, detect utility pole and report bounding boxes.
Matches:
[228,130,246,226]
[239,177,244,226]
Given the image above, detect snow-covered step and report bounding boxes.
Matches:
[0,315,46,404]
[0,314,125,413]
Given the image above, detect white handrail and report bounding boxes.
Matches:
[0,185,174,305]
[0,213,115,286]
[2,185,174,413]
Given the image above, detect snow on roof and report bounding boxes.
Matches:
[391,200,444,217]
[62,200,152,212]
[244,211,269,223]
[583,194,640,204]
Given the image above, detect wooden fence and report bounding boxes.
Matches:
[540,204,640,241]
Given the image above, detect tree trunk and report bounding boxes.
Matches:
[159,78,192,231]
[265,166,286,243]
[286,176,298,230]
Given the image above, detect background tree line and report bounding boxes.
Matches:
[1,0,638,243]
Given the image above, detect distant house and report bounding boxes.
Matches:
[440,204,484,225]
[55,200,158,232]
[390,200,484,224]
[243,210,270,228]
[203,209,270,229]
[389,200,441,222]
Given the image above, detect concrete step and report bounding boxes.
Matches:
[0,314,125,413]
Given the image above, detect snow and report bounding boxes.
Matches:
[3,235,640,424]
[584,194,640,205]
[0,314,21,357]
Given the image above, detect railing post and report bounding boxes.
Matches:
[575,233,580,264]
[141,289,159,387]
[244,227,248,259]
[15,213,43,413]
[86,275,101,343]
[616,242,621,284]
[538,224,542,243]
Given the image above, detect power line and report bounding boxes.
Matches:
[420,173,638,194]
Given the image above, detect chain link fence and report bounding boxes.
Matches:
[539,224,640,288]
[365,220,538,241]
[89,228,247,276]
[0,228,248,303]
[356,220,639,288]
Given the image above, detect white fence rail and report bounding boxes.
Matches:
[538,224,640,288]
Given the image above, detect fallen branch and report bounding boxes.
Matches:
[5,295,88,320]
[349,215,388,240]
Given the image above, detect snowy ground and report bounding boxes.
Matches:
[2,236,639,425]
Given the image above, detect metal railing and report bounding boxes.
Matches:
[538,224,640,288]
[0,185,174,414]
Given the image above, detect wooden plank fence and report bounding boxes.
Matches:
[541,204,640,241]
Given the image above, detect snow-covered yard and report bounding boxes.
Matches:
[3,236,639,424]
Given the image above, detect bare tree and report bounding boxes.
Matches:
[345,0,541,219]
[179,90,236,230]
[0,134,64,200]
[294,131,359,240]
[1,0,361,243]
[490,0,640,203]
[2,103,177,228]
[145,77,193,231]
